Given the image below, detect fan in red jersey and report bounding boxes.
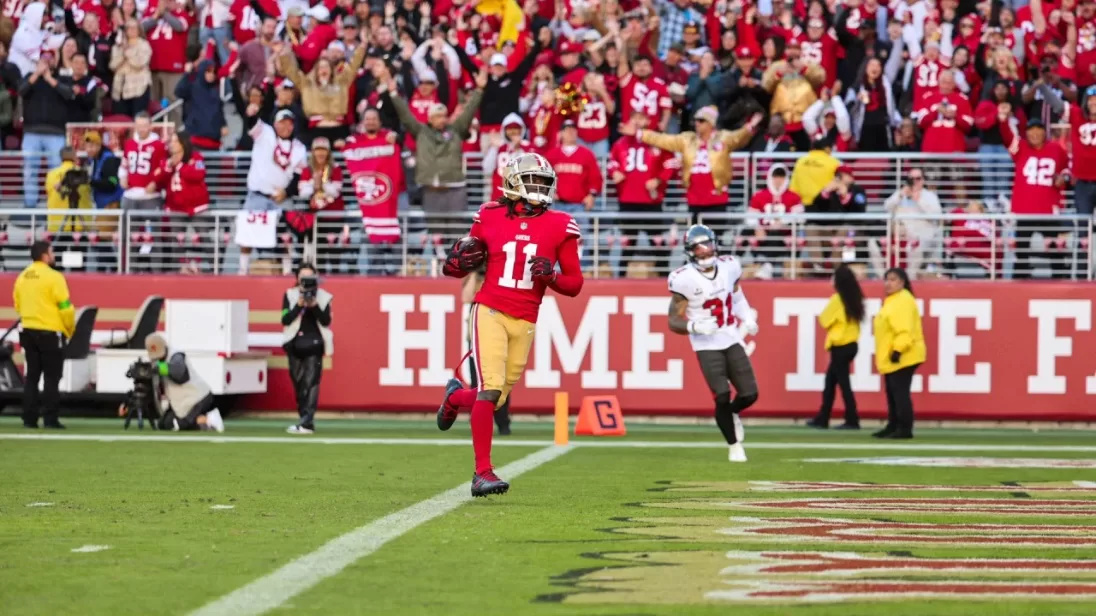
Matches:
[145,0,193,105]
[575,72,614,156]
[1068,87,1096,215]
[796,18,841,90]
[608,111,679,274]
[342,108,405,274]
[618,55,672,132]
[437,152,584,498]
[998,111,1072,279]
[910,41,950,108]
[150,132,210,274]
[917,70,974,153]
[945,200,1004,275]
[746,164,804,279]
[542,120,602,237]
[119,113,168,210]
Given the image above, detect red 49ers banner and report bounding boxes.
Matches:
[3,275,1093,420]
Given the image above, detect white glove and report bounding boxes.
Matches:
[741,320,759,336]
[688,318,719,336]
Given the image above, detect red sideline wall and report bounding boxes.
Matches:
[2,275,1094,421]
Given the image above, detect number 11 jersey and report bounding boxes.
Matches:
[470,203,581,323]
[668,256,744,352]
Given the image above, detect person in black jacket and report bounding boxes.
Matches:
[717,46,767,130]
[453,26,546,140]
[21,54,74,208]
[812,165,870,267]
[64,54,101,123]
[281,263,333,435]
[0,41,20,149]
[64,8,114,85]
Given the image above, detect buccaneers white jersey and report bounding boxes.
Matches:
[668,256,744,352]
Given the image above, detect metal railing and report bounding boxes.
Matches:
[1,208,1090,280]
[0,151,1078,212]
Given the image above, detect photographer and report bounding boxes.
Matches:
[880,169,942,278]
[45,148,93,268]
[144,334,225,432]
[281,263,332,434]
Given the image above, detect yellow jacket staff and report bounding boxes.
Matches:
[13,260,76,339]
[873,288,926,374]
[818,293,860,349]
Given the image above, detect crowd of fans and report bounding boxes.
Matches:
[0,0,1092,277]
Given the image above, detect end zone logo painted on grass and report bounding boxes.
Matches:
[545,551,1096,605]
[805,457,1096,468]
[644,498,1096,517]
[612,516,1096,547]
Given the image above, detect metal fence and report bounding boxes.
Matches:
[1,208,1090,281]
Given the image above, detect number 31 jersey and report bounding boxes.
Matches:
[668,256,744,352]
[470,203,581,323]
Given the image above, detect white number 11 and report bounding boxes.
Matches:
[498,241,538,289]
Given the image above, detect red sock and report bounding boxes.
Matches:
[470,399,495,474]
[447,387,477,409]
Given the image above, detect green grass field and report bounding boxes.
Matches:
[3,417,1096,615]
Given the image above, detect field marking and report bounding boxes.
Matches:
[26,502,54,507]
[71,545,110,553]
[188,444,571,616]
[210,505,235,510]
[806,456,1096,469]
[6,432,1096,453]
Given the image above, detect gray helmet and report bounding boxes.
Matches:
[501,152,556,212]
[684,224,718,268]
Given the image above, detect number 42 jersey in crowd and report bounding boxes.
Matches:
[668,256,745,352]
[470,203,582,323]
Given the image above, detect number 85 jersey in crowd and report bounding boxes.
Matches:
[668,256,745,351]
[470,203,583,323]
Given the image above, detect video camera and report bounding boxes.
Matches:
[300,274,319,302]
[121,358,162,430]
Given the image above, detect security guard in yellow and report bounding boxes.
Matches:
[13,240,76,429]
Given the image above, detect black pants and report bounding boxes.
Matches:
[884,364,920,433]
[159,393,215,431]
[697,343,759,444]
[288,351,322,429]
[21,328,65,426]
[618,203,669,276]
[817,343,859,425]
[1013,222,1070,280]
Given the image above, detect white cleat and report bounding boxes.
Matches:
[733,414,744,443]
[287,425,314,434]
[206,409,225,433]
[728,442,748,463]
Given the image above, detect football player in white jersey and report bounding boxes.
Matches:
[667,224,760,462]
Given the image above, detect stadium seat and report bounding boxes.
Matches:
[103,295,164,350]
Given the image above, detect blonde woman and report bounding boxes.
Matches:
[109,18,152,117]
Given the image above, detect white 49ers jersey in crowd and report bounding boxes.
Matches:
[668,256,744,352]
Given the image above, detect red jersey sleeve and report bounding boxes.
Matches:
[550,235,584,297]
[586,149,603,196]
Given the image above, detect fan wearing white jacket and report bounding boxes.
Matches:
[9,3,66,77]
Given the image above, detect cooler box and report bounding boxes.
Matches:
[166,300,249,354]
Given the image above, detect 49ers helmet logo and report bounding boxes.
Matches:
[354,173,394,206]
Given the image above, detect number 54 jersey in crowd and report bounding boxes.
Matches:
[668,256,745,352]
[470,204,581,323]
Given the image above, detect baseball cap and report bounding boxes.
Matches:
[308,5,330,21]
[683,21,700,32]
[279,78,296,90]
[84,130,102,145]
[287,6,304,17]
[1026,118,1047,129]
[737,46,753,58]
[428,103,448,117]
[342,16,359,28]
[836,164,854,177]
[489,53,508,67]
[694,106,719,124]
[275,109,296,122]
[420,69,438,83]
[561,119,577,129]
[312,137,331,151]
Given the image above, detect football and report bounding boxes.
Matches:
[455,236,487,269]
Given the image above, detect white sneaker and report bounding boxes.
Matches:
[287,425,314,434]
[728,443,747,463]
[733,414,745,443]
[206,409,225,433]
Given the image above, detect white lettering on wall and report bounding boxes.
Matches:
[622,296,683,390]
[774,298,828,391]
[928,299,992,393]
[525,296,619,389]
[378,294,454,387]
[1028,299,1092,394]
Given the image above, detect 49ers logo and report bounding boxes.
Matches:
[353,173,393,206]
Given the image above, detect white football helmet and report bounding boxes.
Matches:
[501,152,556,210]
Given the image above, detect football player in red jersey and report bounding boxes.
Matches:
[438,153,584,497]
[999,111,1072,279]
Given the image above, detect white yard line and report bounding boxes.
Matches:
[188,444,571,616]
[4,432,1096,452]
